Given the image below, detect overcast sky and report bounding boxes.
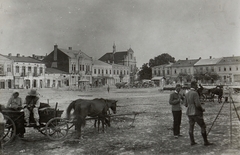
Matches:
[0,0,240,67]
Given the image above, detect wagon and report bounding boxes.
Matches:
[1,102,69,146]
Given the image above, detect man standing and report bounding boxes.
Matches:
[184,81,213,146]
[169,84,184,138]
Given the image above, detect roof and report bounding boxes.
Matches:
[4,55,43,63]
[194,58,222,66]
[45,68,69,74]
[99,48,133,64]
[217,56,240,65]
[93,60,112,66]
[59,48,92,60]
[171,59,199,67]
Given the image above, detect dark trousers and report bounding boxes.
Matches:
[188,115,206,134]
[172,111,182,136]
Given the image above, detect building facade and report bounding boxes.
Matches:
[42,45,93,86]
[99,44,136,83]
[215,56,240,84]
[4,53,46,89]
[0,54,14,89]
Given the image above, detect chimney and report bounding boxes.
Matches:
[112,43,116,64]
[17,53,20,57]
[32,54,35,58]
[199,57,201,59]
[68,47,72,50]
[54,44,58,61]
[186,58,188,60]
[8,53,11,57]
[210,56,212,59]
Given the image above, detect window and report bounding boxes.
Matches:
[174,69,177,74]
[28,66,31,72]
[94,69,96,74]
[224,67,226,71]
[7,65,11,72]
[229,67,231,71]
[16,66,20,73]
[114,70,115,75]
[124,70,126,75]
[110,70,111,74]
[102,69,104,74]
[219,67,221,72]
[167,70,169,75]
[98,69,100,74]
[117,70,119,75]
[39,67,43,74]
[106,69,108,74]
[34,67,37,75]
[154,70,156,75]
[0,64,3,74]
[206,67,208,71]
[236,66,238,71]
[79,65,82,71]
[22,66,26,76]
[211,67,214,72]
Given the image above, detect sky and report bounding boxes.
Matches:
[0,0,240,67]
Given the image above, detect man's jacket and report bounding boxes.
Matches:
[184,89,204,116]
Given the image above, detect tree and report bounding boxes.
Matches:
[139,63,152,80]
[149,53,176,67]
[177,73,192,83]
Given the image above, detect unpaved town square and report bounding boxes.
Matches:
[1,86,240,155]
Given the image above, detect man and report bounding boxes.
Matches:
[169,84,184,138]
[23,89,40,126]
[6,91,25,138]
[184,81,213,146]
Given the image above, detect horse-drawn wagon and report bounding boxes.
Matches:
[1,102,69,146]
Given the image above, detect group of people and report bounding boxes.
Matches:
[169,81,213,146]
[5,89,41,138]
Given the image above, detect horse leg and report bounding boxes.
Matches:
[98,118,100,132]
[102,117,105,133]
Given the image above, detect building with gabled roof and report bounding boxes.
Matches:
[42,45,93,86]
[194,56,223,75]
[171,58,200,79]
[99,44,136,83]
[215,56,240,83]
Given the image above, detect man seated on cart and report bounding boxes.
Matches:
[6,90,25,138]
[23,89,40,126]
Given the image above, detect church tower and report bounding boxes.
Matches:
[112,43,116,64]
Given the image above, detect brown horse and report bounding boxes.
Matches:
[66,98,117,138]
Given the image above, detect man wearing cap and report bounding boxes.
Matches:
[23,89,40,126]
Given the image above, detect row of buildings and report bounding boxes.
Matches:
[0,44,137,89]
[151,56,240,85]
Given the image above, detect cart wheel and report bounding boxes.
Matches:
[1,115,16,146]
[45,117,69,141]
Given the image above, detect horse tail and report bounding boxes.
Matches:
[66,101,76,120]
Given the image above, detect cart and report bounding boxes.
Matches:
[1,102,68,146]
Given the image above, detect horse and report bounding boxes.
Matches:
[209,86,223,103]
[66,98,117,138]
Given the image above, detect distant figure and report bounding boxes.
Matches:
[107,85,110,93]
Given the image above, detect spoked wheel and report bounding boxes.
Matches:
[45,117,69,140]
[1,115,16,146]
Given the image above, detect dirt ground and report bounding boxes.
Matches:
[1,86,240,155]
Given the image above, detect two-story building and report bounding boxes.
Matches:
[42,45,93,86]
[92,60,114,87]
[112,64,130,84]
[0,54,14,89]
[99,44,136,83]
[5,53,46,89]
[215,56,240,84]
[45,67,70,88]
